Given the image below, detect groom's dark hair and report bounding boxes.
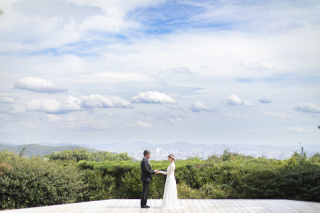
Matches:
[143,150,151,156]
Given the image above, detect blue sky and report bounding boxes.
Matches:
[0,0,319,145]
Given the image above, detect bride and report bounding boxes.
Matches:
[157,154,182,209]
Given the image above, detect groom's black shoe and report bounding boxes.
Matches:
[141,205,150,208]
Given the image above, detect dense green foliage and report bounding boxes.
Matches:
[76,148,320,201]
[46,149,132,162]
[0,151,83,209]
[1,147,320,210]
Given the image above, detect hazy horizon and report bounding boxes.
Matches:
[1,0,319,146]
[2,140,320,147]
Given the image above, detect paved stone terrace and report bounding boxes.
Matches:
[2,199,320,213]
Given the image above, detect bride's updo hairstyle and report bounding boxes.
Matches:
[168,154,175,161]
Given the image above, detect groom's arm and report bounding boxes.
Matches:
[142,160,155,175]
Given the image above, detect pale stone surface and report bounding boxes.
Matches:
[2,199,320,213]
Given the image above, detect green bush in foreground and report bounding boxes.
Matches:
[0,151,83,210]
[77,170,115,202]
[207,159,320,201]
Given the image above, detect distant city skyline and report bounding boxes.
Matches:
[2,141,319,161]
[89,141,320,160]
[0,0,319,145]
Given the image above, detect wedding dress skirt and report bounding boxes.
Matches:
[160,162,183,209]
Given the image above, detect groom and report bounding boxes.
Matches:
[140,150,159,208]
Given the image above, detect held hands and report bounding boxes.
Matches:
[155,170,161,174]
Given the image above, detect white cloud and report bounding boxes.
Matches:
[258,97,271,104]
[132,91,176,104]
[242,100,253,107]
[80,94,132,108]
[26,99,68,114]
[293,103,320,114]
[166,106,184,111]
[222,94,253,107]
[1,0,319,144]
[126,121,150,128]
[0,93,14,104]
[263,111,292,119]
[47,114,61,122]
[150,111,186,124]
[78,118,94,124]
[0,0,163,52]
[239,61,275,71]
[14,77,67,93]
[223,113,251,119]
[168,94,181,99]
[284,126,314,133]
[26,94,132,114]
[169,67,195,75]
[67,116,76,121]
[65,118,109,131]
[137,121,149,128]
[169,117,184,124]
[190,101,216,112]
[64,96,83,112]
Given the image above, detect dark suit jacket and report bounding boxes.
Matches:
[141,158,155,182]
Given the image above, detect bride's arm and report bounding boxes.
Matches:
[160,164,175,175]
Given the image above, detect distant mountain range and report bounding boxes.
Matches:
[0,143,98,158]
[1,141,319,159]
[83,141,320,153]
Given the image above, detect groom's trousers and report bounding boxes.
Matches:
[141,181,150,206]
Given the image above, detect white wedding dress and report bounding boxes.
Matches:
[160,162,183,209]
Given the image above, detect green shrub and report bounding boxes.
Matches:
[0,151,83,210]
[118,167,143,198]
[221,160,320,201]
[77,170,115,202]
[310,153,320,165]
[177,182,202,199]
[199,182,234,199]
[286,156,299,166]
[0,162,11,177]
[48,149,132,163]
